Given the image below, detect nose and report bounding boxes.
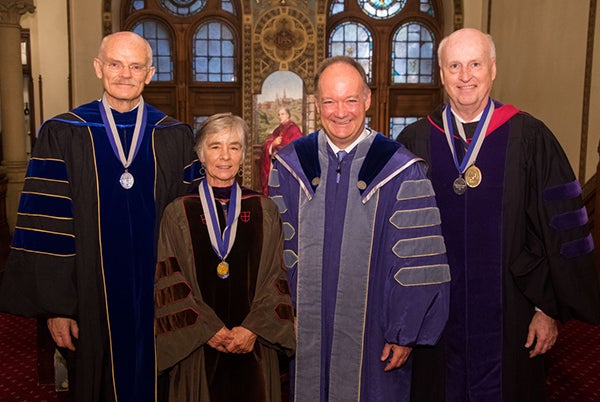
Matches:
[458,65,471,81]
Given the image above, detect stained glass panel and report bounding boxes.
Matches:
[159,0,205,17]
[420,0,434,16]
[391,23,434,83]
[358,0,406,20]
[193,22,236,82]
[330,0,345,15]
[328,22,373,82]
[132,21,173,81]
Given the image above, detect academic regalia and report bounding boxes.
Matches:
[154,185,296,402]
[0,99,201,402]
[261,120,302,195]
[269,129,451,401]
[399,100,600,402]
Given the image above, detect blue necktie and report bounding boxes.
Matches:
[336,150,346,184]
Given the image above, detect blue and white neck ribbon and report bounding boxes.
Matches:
[441,98,494,174]
[99,93,148,171]
[198,178,242,262]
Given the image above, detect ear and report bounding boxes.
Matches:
[491,58,497,81]
[364,89,372,111]
[93,58,104,79]
[144,66,156,85]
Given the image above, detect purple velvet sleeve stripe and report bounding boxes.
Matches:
[543,180,582,202]
[550,207,589,231]
[560,233,594,259]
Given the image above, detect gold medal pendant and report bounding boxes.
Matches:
[217,261,230,279]
[465,165,482,188]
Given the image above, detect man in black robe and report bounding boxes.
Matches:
[0,31,200,402]
[399,28,600,402]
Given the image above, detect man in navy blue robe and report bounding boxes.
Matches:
[0,32,200,402]
[399,28,600,402]
[269,56,450,401]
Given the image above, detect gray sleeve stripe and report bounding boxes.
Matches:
[389,207,441,229]
[394,264,451,286]
[283,222,296,241]
[268,168,280,188]
[397,179,435,200]
[392,235,447,258]
[271,195,288,214]
[283,249,298,268]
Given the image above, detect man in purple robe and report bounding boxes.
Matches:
[268,56,450,401]
[399,28,600,402]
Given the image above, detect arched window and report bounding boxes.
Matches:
[132,20,173,81]
[122,0,241,125]
[328,22,373,82]
[327,0,443,139]
[193,22,236,83]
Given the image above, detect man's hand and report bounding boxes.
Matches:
[380,343,412,372]
[207,326,233,353]
[525,310,558,358]
[226,326,257,354]
[47,317,79,351]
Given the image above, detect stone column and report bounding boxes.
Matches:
[0,0,35,232]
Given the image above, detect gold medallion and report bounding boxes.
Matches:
[217,261,230,279]
[465,165,482,188]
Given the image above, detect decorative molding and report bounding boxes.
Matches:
[453,0,463,30]
[103,0,112,35]
[580,0,597,181]
[0,0,35,25]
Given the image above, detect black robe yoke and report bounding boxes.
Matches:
[0,100,200,402]
[399,101,600,402]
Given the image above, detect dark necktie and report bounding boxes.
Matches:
[336,150,347,184]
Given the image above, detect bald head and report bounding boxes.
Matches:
[98,31,153,66]
[438,28,496,67]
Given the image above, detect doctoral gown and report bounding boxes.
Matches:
[0,99,200,402]
[269,129,451,402]
[154,185,296,402]
[399,100,600,402]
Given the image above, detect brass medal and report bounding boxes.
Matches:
[217,261,230,279]
[465,165,482,188]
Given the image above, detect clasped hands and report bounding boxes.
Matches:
[207,326,257,354]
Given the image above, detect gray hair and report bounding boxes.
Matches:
[195,112,248,160]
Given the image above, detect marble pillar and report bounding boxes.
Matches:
[0,0,35,232]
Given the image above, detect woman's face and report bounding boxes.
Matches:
[198,128,244,187]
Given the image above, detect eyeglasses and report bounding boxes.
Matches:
[100,60,150,75]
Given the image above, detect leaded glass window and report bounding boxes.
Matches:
[330,0,345,16]
[193,22,236,82]
[328,22,373,82]
[420,0,434,16]
[159,0,206,17]
[390,116,419,140]
[132,21,173,81]
[359,0,407,19]
[391,22,434,83]
[221,0,236,14]
[132,0,145,11]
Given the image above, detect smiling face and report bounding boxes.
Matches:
[439,28,497,121]
[315,61,371,149]
[93,32,155,112]
[197,128,244,187]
